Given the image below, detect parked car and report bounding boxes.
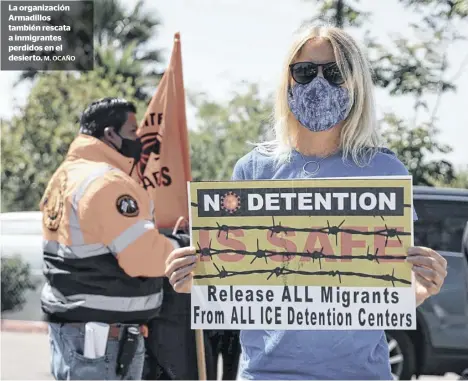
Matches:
[1,186,467,379]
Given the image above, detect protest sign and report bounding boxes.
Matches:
[189,176,416,330]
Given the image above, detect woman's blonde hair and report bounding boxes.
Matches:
[256,25,381,166]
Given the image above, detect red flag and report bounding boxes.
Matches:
[136,33,191,230]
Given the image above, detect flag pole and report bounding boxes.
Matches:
[174,33,207,381]
[195,330,207,380]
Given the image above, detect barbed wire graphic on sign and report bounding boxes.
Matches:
[196,240,406,269]
[194,263,410,286]
[192,216,410,246]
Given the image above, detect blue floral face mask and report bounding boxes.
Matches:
[287,76,350,132]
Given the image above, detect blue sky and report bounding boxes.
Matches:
[1,0,467,167]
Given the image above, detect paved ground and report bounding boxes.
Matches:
[0,331,461,380]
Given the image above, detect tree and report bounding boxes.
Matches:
[14,0,94,82]
[16,0,164,100]
[1,69,148,212]
[94,0,162,52]
[94,42,161,101]
[369,0,466,98]
[307,0,467,186]
[309,0,371,28]
[434,166,468,189]
[381,113,454,186]
[189,84,273,181]
[93,0,165,100]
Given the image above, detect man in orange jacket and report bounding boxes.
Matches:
[40,97,194,380]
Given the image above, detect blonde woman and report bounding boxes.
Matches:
[166,25,448,380]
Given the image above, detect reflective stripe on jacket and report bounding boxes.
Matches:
[40,135,176,323]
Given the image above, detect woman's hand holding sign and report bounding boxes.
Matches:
[165,246,197,293]
[406,246,448,306]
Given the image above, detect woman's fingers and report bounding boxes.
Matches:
[407,247,447,276]
[165,246,198,293]
[165,253,197,278]
[165,246,196,266]
[406,255,447,282]
[165,246,196,274]
[169,261,197,286]
[414,273,438,294]
[412,265,443,288]
[407,246,448,296]
[173,273,194,293]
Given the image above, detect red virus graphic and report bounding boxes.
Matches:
[221,191,241,214]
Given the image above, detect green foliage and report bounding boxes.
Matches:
[309,0,467,187]
[93,0,164,100]
[369,0,466,99]
[94,0,162,51]
[1,69,148,212]
[1,256,35,312]
[434,166,468,189]
[16,1,94,81]
[94,43,161,101]
[17,0,163,100]
[308,0,371,28]
[369,37,455,99]
[189,85,273,181]
[399,0,468,20]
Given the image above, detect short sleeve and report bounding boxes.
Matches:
[232,160,245,181]
[231,151,254,181]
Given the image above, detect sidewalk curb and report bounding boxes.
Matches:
[1,320,48,334]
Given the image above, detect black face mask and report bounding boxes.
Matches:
[118,133,142,162]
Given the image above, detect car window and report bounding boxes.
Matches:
[414,199,468,253]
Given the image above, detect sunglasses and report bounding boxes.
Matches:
[289,61,345,86]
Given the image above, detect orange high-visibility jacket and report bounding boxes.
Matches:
[40,134,177,323]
